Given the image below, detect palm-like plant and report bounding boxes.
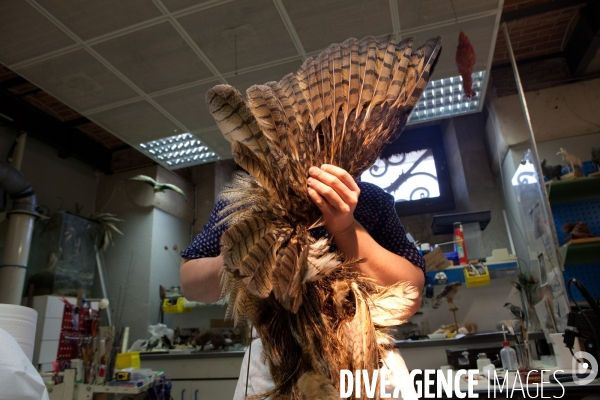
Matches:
[90,212,124,251]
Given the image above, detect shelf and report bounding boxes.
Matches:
[559,239,600,265]
[426,261,518,286]
[546,176,600,204]
[431,211,491,235]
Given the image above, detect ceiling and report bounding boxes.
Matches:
[0,0,598,174]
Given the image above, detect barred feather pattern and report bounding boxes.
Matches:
[207,34,441,399]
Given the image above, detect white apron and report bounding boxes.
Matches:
[233,338,419,399]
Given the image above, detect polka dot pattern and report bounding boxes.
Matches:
[182,181,425,273]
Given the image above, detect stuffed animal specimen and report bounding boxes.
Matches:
[456,31,476,98]
[432,282,462,310]
[592,148,600,172]
[541,159,562,181]
[562,222,595,242]
[193,329,228,351]
[557,148,582,174]
[504,302,525,320]
[207,34,441,399]
[127,175,187,202]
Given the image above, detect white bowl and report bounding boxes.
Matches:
[428,333,447,340]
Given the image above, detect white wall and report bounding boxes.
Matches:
[101,209,153,342]
[97,165,195,342]
[149,208,190,330]
[492,77,600,146]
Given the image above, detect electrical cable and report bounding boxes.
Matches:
[566,278,600,364]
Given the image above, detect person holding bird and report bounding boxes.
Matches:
[180,33,441,399]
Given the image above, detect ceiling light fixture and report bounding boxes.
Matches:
[408,71,485,123]
[138,133,219,169]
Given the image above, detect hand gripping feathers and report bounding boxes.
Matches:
[206,34,441,399]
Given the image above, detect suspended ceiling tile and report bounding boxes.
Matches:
[92,21,213,93]
[15,49,139,111]
[227,60,303,97]
[160,0,208,13]
[152,80,220,131]
[192,127,233,159]
[283,0,393,54]
[177,0,298,73]
[34,0,163,41]
[396,0,499,31]
[0,0,75,66]
[409,14,497,81]
[89,100,182,144]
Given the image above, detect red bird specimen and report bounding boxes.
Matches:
[456,31,476,98]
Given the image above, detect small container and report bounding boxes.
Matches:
[453,222,469,264]
[115,352,141,370]
[500,341,519,370]
[463,265,490,287]
[162,297,193,314]
[477,352,491,374]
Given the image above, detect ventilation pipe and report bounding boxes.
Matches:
[0,156,37,305]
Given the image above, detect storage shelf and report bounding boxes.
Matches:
[426,261,518,286]
[547,176,600,204]
[560,239,600,266]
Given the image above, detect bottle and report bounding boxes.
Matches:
[500,341,519,370]
[477,352,491,374]
[453,222,469,265]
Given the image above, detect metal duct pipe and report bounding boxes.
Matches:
[0,159,37,305]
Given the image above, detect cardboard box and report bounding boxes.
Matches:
[424,248,450,271]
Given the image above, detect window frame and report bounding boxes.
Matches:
[376,125,455,216]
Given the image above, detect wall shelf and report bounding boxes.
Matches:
[426,261,518,286]
[560,239,600,266]
[546,177,600,204]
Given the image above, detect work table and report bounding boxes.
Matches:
[395,331,545,349]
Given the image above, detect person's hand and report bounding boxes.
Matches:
[307,164,360,236]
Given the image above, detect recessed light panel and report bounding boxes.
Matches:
[409,71,485,123]
[138,133,219,169]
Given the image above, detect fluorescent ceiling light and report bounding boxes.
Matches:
[140,72,485,168]
[408,71,485,124]
[138,133,219,169]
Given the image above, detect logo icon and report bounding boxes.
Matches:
[571,351,598,385]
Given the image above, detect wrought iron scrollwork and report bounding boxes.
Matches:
[368,154,406,177]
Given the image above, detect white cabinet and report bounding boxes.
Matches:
[170,379,237,400]
[142,354,243,400]
[170,380,191,400]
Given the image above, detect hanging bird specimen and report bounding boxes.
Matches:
[126,175,187,202]
[456,31,476,98]
[207,34,442,399]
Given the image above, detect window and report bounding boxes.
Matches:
[360,125,455,216]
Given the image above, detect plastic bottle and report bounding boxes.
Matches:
[500,341,519,370]
[477,352,491,374]
[453,222,469,264]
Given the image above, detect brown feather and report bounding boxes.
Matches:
[206,34,442,399]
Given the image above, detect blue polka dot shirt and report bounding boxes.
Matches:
[182,181,425,273]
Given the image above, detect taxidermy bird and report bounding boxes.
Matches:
[432,282,462,310]
[127,175,187,202]
[504,302,525,320]
[207,34,441,399]
[456,31,476,98]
